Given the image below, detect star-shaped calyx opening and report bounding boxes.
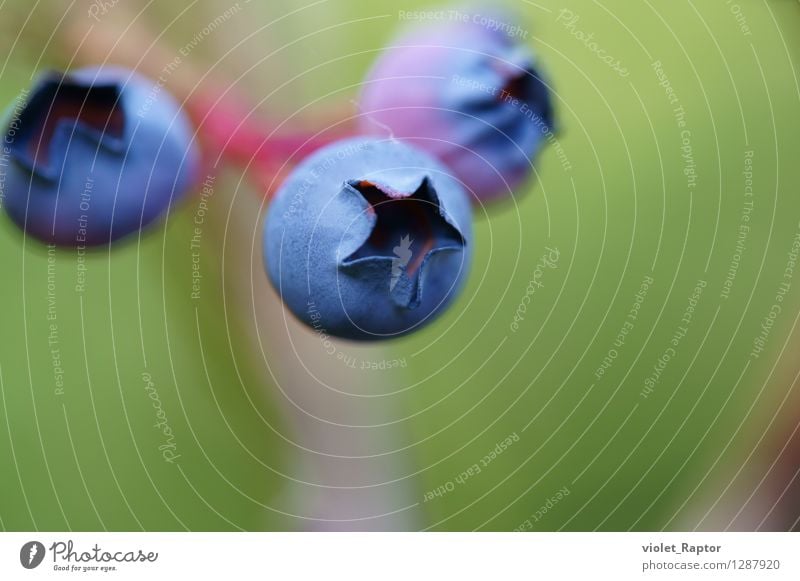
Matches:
[494,58,553,132]
[340,177,466,309]
[7,71,126,180]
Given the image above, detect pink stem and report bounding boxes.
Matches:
[187,92,349,197]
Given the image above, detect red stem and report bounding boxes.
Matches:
[186,92,348,198]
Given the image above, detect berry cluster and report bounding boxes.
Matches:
[2,11,553,341]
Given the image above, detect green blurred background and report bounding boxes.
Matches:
[1,0,799,531]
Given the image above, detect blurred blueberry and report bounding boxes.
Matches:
[264,137,472,340]
[359,10,554,202]
[1,66,199,246]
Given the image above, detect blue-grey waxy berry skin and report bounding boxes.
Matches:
[359,15,554,202]
[2,66,199,246]
[264,138,473,341]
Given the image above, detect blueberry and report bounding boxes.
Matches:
[1,66,199,246]
[359,12,554,202]
[264,137,472,340]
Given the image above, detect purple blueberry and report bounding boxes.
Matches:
[359,12,553,202]
[264,137,472,340]
[1,66,199,246]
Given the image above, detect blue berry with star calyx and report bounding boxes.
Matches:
[1,66,199,246]
[264,137,472,340]
[359,9,554,202]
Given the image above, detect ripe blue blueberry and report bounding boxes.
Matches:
[1,66,199,246]
[359,13,554,202]
[264,137,472,340]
